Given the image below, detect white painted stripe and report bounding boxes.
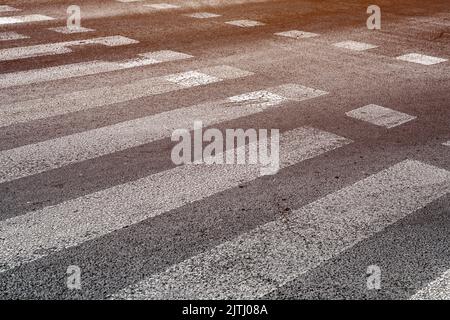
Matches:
[275,30,319,39]
[0,5,20,13]
[0,65,252,129]
[0,50,193,89]
[138,50,193,63]
[0,83,327,182]
[0,14,54,25]
[225,20,265,27]
[410,269,450,300]
[0,35,138,62]
[165,70,220,86]
[185,12,221,19]
[143,3,181,10]
[267,83,328,101]
[443,141,450,147]
[0,31,29,41]
[396,53,447,65]
[346,104,416,129]
[333,40,378,51]
[110,160,450,300]
[48,26,95,34]
[0,127,351,273]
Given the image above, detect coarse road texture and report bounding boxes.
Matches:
[0,0,449,300]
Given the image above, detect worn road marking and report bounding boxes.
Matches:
[346,104,416,129]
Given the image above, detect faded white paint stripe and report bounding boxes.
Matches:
[185,12,221,19]
[0,31,29,41]
[0,5,20,12]
[48,26,95,34]
[0,35,138,62]
[0,127,351,273]
[143,3,181,10]
[0,14,54,25]
[410,269,450,300]
[396,53,447,65]
[346,104,416,129]
[333,40,378,51]
[225,20,265,27]
[0,65,251,128]
[0,83,327,182]
[0,50,193,89]
[110,160,450,300]
[275,30,319,39]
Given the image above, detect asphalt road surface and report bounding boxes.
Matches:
[0,0,449,300]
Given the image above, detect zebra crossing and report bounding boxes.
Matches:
[0,50,193,88]
[1,82,332,182]
[111,160,450,299]
[0,36,138,61]
[0,65,251,128]
[0,127,352,273]
[0,0,449,300]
